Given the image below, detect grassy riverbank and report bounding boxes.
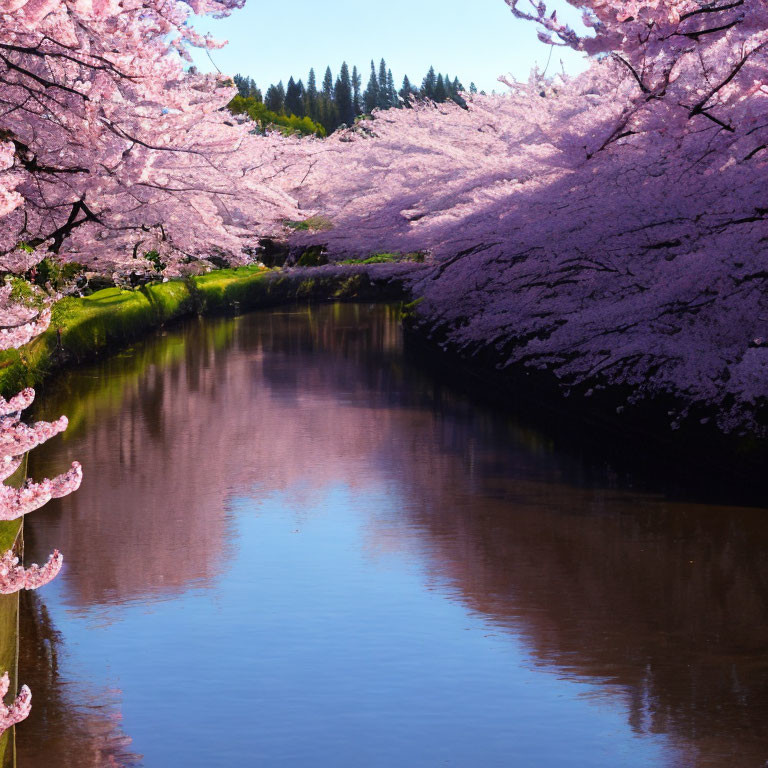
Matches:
[0,459,26,767]
[0,265,408,398]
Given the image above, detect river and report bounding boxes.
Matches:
[16,303,768,767]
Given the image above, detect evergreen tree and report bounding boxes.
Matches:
[284,76,304,117]
[399,75,414,105]
[386,68,397,107]
[469,82,478,94]
[320,66,338,133]
[352,65,362,116]
[422,66,437,99]
[335,61,355,127]
[434,73,447,102]
[363,60,379,113]
[305,68,318,121]
[322,66,334,100]
[264,81,285,114]
[234,73,250,98]
[377,58,389,109]
[233,74,261,101]
[453,77,464,94]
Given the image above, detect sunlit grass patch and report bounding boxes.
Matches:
[283,216,334,232]
[339,251,425,265]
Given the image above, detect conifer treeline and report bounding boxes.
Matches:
[232,59,478,137]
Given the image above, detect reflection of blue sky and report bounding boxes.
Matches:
[45,484,673,767]
[190,0,589,94]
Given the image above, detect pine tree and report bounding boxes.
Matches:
[322,66,334,100]
[469,82,478,94]
[386,68,397,107]
[434,73,447,103]
[335,62,355,127]
[305,68,318,121]
[284,76,304,117]
[319,67,339,134]
[264,81,285,114]
[399,75,414,106]
[363,60,379,113]
[234,73,250,98]
[320,66,338,133]
[233,74,261,101]
[422,66,437,99]
[352,65,362,116]
[377,59,389,109]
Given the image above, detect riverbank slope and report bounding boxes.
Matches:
[0,265,410,397]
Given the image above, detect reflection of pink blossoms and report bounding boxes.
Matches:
[0,672,31,734]
[0,549,62,595]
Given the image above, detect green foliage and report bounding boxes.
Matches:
[296,246,328,267]
[283,216,334,232]
[228,95,326,137]
[7,276,46,309]
[145,250,167,273]
[233,73,262,101]
[264,80,285,114]
[335,62,355,127]
[285,76,305,118]
[29,256,86,290]
[0,265,408,399]
[364,60,379,114]
[400,295,425,320]
[339,251,425,265]
[236,59,473,137]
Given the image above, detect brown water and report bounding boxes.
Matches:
[15,303,768,767]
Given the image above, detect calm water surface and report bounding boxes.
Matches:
[17,304,768,767]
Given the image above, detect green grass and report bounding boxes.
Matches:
[283,216,334,232]
[0,589,18,766]
[0,280,197,396]
[0,264,408,399]
[0,457,26,767]
[339,251,425,265]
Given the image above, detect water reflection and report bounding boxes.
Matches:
[17,590,141,767]
[17,303,768,767]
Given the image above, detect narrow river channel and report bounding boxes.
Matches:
[16,303,768,767]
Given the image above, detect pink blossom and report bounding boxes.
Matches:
[0,0,302,276]
[0,548,63,594]
[284,0,768,434]
[0,462,82,521]
[0,672,30,736]
[0,416,69,459]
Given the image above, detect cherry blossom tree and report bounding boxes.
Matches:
[286,0,768,435]
[0,0,304,278]
[0,287,82,736]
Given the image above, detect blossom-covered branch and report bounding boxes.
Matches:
[0,549,62,595]
[284,0,768,434]
[0,672,30,736]
[0,0,304,277]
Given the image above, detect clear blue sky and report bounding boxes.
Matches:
[191,0,588,94]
